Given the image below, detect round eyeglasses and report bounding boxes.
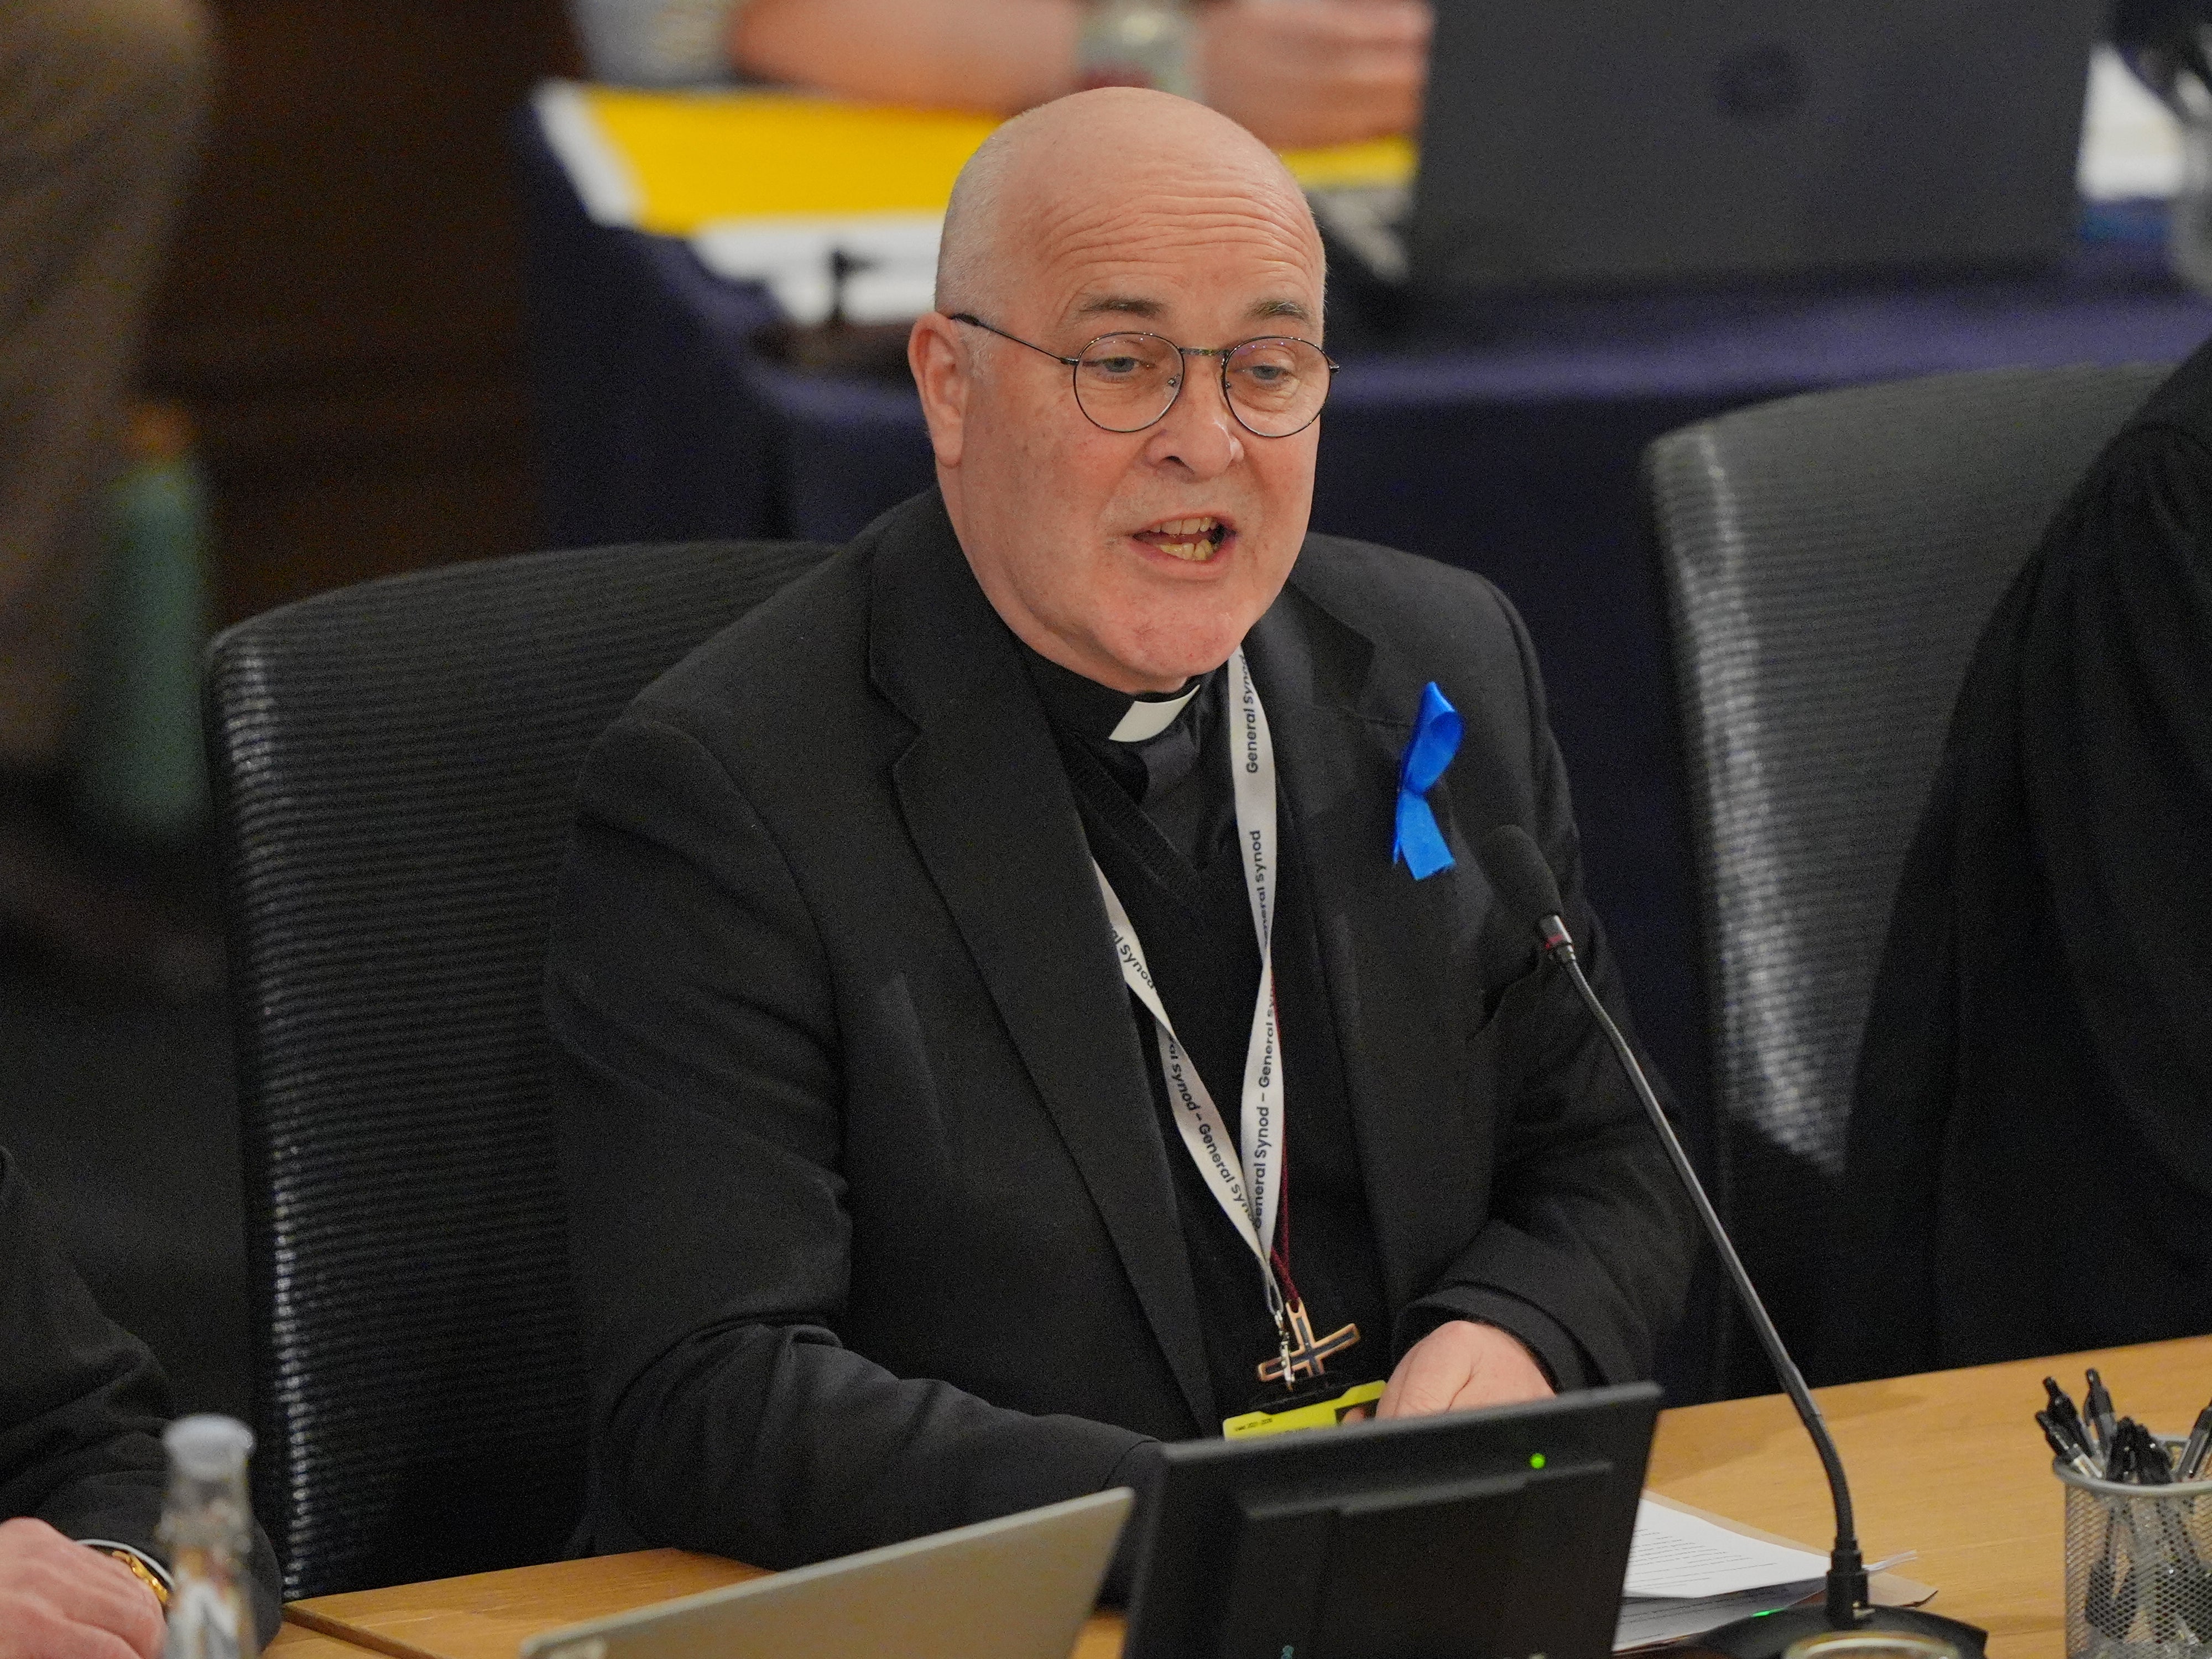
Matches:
[950,313,1338,439]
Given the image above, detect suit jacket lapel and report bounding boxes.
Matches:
[866,495,1214,1428]
[1244,581,1488,1318]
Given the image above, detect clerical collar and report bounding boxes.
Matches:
[1020,641,1213,747]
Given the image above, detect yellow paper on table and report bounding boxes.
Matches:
[538,80,1415,237]
[534,81,1415,323]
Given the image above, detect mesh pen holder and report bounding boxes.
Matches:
[2060,1438,2212,1659]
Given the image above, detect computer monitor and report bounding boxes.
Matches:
[1409,0,2106,296]
[1123,1381,1661,1659]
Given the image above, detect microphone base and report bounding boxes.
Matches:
[1693,1604,1987,1659]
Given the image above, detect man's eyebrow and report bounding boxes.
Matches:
[1072,294,1165,320]
[1070,294,1318,327]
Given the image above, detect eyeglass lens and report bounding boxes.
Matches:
[1074,333,1331,437]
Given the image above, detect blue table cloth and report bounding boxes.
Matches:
[518,112,2212,1163]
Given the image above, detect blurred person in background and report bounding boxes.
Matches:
[1820,0,2212,1388]
[0,0,213,984]
[568,0,1430,150]
[1825,332,2212,1383]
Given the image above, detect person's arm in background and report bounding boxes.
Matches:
[567,0,1427,149]
[0,1149,283,1652]
[734,0,1429,148]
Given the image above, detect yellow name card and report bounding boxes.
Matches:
[1222,1379,1387,1438]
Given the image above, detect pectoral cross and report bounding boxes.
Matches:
[1257,1299,1361,1388]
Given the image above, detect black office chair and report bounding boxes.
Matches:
[206,537,834,1599]
[1643,363,2167,1397]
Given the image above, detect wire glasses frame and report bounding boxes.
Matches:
[949,313,1339,438]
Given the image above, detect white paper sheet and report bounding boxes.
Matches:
[1624,1497,1831,1599]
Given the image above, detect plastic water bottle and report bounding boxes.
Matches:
[156,1416,258,1659]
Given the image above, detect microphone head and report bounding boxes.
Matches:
[1476,825,1566,931]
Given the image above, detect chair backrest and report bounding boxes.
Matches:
[207,538,834,1599]
[1643,363,2166,1393]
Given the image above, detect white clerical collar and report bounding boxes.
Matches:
[1109,682,1203,743]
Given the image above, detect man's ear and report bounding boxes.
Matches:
[910,312,968,468]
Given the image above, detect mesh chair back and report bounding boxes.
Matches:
[1644,363,2166,1391]
[207,539,834,1599]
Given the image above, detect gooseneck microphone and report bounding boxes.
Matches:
[1475,825,1985,1659]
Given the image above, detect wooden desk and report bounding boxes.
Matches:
[283,1334,2212,1659]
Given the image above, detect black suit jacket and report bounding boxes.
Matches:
[547,489,1692,1568]
[0,1147,281,1642]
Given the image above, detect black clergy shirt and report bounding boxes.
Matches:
[1019,644,1395,1424]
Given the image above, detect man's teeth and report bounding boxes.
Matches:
[1147,517,1222,560]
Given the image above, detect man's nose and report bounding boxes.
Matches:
[1140,360,1245,478]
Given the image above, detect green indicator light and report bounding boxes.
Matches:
[1529,1453,1547,1469]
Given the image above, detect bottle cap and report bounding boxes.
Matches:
[164,1414,254,1480]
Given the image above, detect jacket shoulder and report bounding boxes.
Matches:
[623,539,877,745]
[1291,534,1531,676]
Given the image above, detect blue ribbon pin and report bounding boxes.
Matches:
[1393,682,1463,880]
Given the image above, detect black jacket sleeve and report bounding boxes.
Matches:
[0,1148,283,1645]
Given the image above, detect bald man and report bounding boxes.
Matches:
[546,89,1693,1575]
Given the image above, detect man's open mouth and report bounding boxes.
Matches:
[1133,517,1232,561]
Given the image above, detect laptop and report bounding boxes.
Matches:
[516,1489,1131,1659]
[1331,0,2106,298]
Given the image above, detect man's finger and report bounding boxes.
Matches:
[0,1595,150,1659]
[1378,1342,1465,1420]
[45,1548,164,1652]
[0,1524,167,1659]
[1447,1370,1551,1413]
[80,1555,166,1659]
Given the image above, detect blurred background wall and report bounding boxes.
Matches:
[152,0,578,627]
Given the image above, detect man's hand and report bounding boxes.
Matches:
[1376,1319,1554,1420]
[1197,0,1432,151]
[0,1519,165,1659]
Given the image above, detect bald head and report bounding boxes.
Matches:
[936,88,1323,321]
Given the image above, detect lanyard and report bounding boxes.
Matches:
[1092,648,1289,1331]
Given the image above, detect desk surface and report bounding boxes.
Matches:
[277,1333,2212,1659]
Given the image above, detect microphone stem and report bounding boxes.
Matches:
[1551,937,1866,1629]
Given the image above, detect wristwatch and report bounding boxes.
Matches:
[1077,0,1196,100]
[81,1541,171,1609]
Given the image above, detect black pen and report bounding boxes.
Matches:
[2041,1409,2101,1477]
[2046,1376,2091,1460]
[2112,1418,2170,1485]
[2136,1422,2175,1485]
[2046,1402,2095,1467]
[2109,1418,2144,1483]
[2086,1368,2119,1458]
[2105,1419,2135,1483]
[2179,1399,2212,1482]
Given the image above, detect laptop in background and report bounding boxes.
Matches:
[517,1489,1130,1659]
[1350,0,2107,298]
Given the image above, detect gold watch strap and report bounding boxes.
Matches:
[97,1547,170,1609]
